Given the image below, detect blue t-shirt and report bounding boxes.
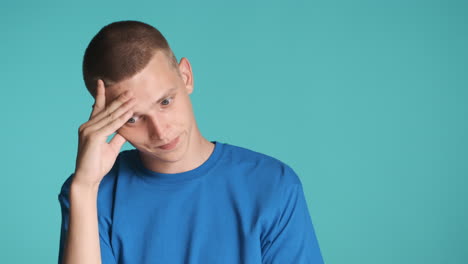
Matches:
[58,141,324,263]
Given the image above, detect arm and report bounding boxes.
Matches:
[58,79,135,264]
[62,180,102,264]
[58,174,117,264]
[261,182,324,263]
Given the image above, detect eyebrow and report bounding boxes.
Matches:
[133,87,178,115]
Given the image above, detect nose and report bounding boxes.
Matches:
[146,113,169,142]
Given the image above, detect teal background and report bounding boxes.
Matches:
[1,0,466,263]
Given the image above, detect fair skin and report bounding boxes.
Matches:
[63,50,214,264]
[104,50,214,174]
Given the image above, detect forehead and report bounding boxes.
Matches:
[104,51,176,104]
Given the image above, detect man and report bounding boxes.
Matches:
[58,20,324,264]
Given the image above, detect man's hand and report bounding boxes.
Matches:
[73,79,136,187]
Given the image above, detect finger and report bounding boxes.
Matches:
[89,79,106,120]
[97,108,134,138]
[84,91,135,130]
[87,97,136,133]
[87,99,135,131]
[108,133,127,154]
[91,89,132,124]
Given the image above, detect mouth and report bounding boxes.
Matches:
[157,135,180,150]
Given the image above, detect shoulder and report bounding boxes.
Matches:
[220,142,302,187]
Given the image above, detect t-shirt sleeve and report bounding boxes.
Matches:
[260,170,324,263]
[57,174,117,264]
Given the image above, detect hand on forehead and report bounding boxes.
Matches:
[104,84,133,107]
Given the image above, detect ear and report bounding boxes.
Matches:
[178,57,194,95]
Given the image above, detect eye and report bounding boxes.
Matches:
[127,116,139,124]
[161,97,173,106]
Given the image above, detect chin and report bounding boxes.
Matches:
[146,138,187,159]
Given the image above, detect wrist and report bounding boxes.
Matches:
[71,173,101,191]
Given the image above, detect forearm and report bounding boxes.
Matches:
[63,178,102,264]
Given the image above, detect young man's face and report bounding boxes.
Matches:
[103,50,195,163]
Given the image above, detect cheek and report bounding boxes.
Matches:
[116,129,130,141]
[176,98,193,120]
[117,127,140,141]
[168,102,190,125]
[173,107,191,127]
[116,128,126,137]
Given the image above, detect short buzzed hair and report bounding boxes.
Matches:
[82,20,180,97]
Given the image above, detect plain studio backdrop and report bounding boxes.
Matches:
[0,0,466,263]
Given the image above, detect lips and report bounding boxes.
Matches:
[158,135,180,150]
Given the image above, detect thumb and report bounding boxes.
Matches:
[109,133,127,153]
